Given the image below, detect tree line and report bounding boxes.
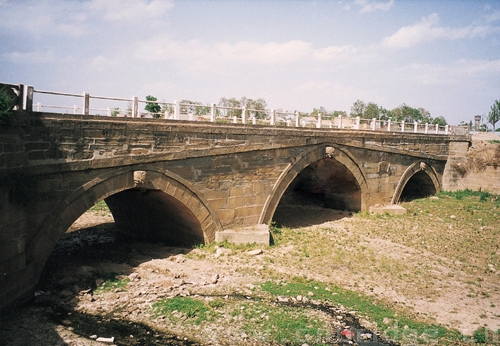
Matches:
[143,95,449,126]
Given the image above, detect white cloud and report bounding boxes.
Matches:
[86,0,174,23]
[382,13,498,50]
[2,50,56,64]
[312,45,358,61]
[215,40,312,65]
[400,59,500,86]
[486,10,500,23]
[293,80,357,108]
[355,0,394,14]
[0,0,87,38]
[134,37,314,67]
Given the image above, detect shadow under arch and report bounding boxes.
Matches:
[27,166,223,291]
[259,145,370,225]
[391,161,441,204]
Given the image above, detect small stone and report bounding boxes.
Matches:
[96,336,115,343]
[307,291,314,297]
[450,215,456,219]
[383,317,392,324]
[90,335,98,339]
[296,295,303,301]
[247,249,263,256]
[360,333,372,340]
[211,274,219,284]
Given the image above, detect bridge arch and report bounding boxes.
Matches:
[391,161,441,204]
[27,166,223,286]
[260,145,370,225]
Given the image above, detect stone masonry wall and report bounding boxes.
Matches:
[443,140,500,194]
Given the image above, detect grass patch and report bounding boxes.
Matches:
[90,200,110,214]
[234,300,330,345]
[94,273,130,294]
[438,189,493,201]
[261,279,463,344]
[193,239,262,253]
[152,297,215,325]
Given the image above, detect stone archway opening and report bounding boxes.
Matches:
[399,170,437,202]
[105,188,204,246]
[38,186,206,314]
[272,157,361,227]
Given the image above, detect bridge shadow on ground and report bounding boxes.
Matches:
[0,222,202,346]
[272,204,352,228]
[272,188,354,228]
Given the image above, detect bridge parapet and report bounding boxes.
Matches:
[1,83,469,136]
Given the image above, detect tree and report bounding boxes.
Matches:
[488,100,500,131]
[145,95,161,118]
[364,102,380,119]
[432,116,447,126]
[0,85,16,127]
[333,110,347,118]
[245,98,267,119]
[350,99,366,118]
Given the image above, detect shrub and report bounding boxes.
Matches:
[0,85,17,127]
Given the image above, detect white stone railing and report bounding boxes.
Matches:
[19,85,469,136]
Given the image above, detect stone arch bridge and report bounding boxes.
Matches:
[0,111,470,309]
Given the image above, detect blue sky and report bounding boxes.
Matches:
[1,0,499,125]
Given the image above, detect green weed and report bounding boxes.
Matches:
[152,297,214,325]
[90,200,110,214]
[94,273,130,294]
[234,300,329,345]
[260,279,463,344]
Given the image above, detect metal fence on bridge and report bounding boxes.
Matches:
[2,83,469,136]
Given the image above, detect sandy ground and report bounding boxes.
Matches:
[1,202,499,345]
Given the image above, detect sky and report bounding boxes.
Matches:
[1,0,500,125]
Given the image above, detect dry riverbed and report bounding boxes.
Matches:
[1,192,499,345]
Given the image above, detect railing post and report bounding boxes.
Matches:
[233,116,237,124]
[424,123,429,134]
[355,116,360,130]
[371,118,376,131]
[242,107,247,124]
[338,115,343,129]
[174,100,180,120]
[252,116,257,125]
[387,119,391,132]
[210,103,216,122]
[131,96,138,118]
[164,109,169,119]
[445,125,449,135]
[83,92,90,115]
[15,84,24,111]
[24,85,34,111]
[401,120,405,132]
[36,102,42,111]
[270,109,276,126]
[317,113,322,128]
[435,124,439,134]
[414,122,418,133]
[107,107,111,117]
[295,111,299,127]
[73,105,78,114]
